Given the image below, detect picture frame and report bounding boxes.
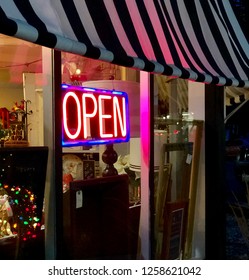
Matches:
[161,200,189,260]
[83,159,95,179]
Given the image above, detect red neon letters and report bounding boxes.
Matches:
[62,85,130,146]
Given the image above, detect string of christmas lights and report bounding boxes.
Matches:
[0,184,41,241]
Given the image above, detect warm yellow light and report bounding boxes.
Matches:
[75,68,81,75]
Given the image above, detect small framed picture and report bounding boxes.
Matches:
[161,200,188,260]
[83,160,95,179]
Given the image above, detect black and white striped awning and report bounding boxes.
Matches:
[225,86,249,105]
[0,0,248,87]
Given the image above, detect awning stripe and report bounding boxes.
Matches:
[109,1,156,71]
[74,1,107,50]
[85,1,134,64]
[0,0,248,87]
[1,0,26,24]
[49,2,78,40]
[60,1,102,59]
[158,1,190,69]
[145,0,174,64]
[220,2,248,67]
[126,1,157,62]
[14,1,48,33]
[155,1,182,67]
[201,1,242,79]
[225,87,249,106]
[184,1,229,77]
[103,0,137,58]
[209,1,248,80]
[165,1,218,75]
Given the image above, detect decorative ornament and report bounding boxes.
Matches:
[102,144,118,177]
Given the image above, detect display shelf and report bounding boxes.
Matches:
[62,146,99,153]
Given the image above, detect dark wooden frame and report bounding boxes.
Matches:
[161,200,188,260]
[63,174,131,260]
[83,159,95,179]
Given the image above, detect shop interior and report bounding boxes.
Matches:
[0,34,206,260]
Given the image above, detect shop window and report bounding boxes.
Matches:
[61,53,141,259]
[0,35,48,259]
[153,75,204,259]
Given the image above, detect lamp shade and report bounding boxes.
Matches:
[129,130,167,172]
[129,138,141,172]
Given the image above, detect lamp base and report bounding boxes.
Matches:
[102,144,118,177]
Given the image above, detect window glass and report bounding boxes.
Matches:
[0,34,47,260]
[153,74,204,260]
[61,53,141,259]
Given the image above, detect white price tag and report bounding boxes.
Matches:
[186,154,192,164]
[76,190,83,208]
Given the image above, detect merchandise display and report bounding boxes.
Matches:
[0,146,48,259]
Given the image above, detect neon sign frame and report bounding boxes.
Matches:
[61,84,130,147]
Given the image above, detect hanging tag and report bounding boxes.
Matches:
[186,154,192,165]
[76,191,83,208]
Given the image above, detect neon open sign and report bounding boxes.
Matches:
[62,84,130,146]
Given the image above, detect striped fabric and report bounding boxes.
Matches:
[225,86,249,105]
[0,0,248,87]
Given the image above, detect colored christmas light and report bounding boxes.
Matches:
[1,183,42,241]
